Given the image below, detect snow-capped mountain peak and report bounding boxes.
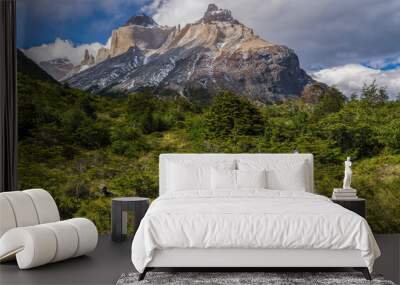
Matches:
[65,4,314,102]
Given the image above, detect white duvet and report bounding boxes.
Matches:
[131,190,380,273]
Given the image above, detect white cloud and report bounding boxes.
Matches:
[144,0,400,70]
[365,54,400,70]
[23,38,104,66]
[144,0,207,26]
[312,64,400,99]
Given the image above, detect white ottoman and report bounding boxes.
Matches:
[0,189,98,269]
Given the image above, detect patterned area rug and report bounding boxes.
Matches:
[116,272,395,285]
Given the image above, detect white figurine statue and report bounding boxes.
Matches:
[343,157,352,189]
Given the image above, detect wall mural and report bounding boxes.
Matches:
[17,0,400,233]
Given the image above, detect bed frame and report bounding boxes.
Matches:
[139,154,371,280]
[141,248,370,280]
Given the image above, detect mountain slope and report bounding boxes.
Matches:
[67,47,145,92]
[66,4,313,101]
[39,58,74,81]
[17,49,58,83]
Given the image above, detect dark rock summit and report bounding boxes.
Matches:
[200,4,238,24]
[124,14,159,27]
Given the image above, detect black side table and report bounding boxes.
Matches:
[331,198,366,218]
[111,197,150,242]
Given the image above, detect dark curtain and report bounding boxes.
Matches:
[0,0,17,192]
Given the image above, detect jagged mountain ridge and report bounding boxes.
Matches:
[66,4,314,101]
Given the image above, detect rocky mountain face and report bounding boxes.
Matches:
[109,23,173,57]
[66,4,314,102]
[81,49,95,66]
[67,47,145,92]
[92,14,174,64]
[39,58,74,81]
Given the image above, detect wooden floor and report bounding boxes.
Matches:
[0,234,398,285]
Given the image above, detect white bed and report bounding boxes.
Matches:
[131,154,380,280]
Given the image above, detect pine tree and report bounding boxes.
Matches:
[204,91,264,139]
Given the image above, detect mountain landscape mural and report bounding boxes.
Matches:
[16,1,400,234]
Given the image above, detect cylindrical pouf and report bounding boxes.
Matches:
[0,191,39,227]
[42,221,79,262]
[64,218,98,257]
[0,196,17,238]
[0,226,57,269]
[23,189,60,224]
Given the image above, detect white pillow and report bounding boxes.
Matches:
[238,159,307,191]
[211,168,268,191]
[167,162,210,191]
[211,168,236,191]
[166,159,235,192]
[236,169,267,189]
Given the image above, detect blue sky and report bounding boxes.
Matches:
[17,0,147,48]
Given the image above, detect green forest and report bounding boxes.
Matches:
[17,55,400,234]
